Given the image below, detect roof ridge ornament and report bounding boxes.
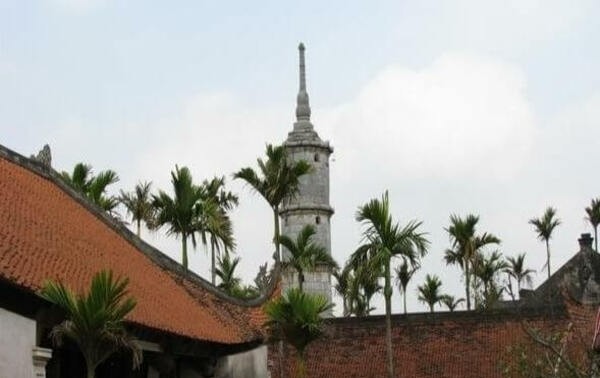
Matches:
[295,42,311,121]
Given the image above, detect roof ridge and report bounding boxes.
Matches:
[0,143,279,308]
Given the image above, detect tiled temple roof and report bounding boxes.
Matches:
[0,144,275,346]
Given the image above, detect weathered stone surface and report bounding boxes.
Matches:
[280,44,334,315]
[30,144,51,168]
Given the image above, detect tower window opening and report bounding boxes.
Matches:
[315,216,321,224]
[314,153,320,162]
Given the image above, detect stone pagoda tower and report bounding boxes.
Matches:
[280,43,334,314]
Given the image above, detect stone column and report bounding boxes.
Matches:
[32,346,52,378]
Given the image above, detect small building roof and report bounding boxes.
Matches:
[0,144,271,346]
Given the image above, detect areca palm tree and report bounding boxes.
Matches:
[529,207,561,280]
[215,251,242,295]
[395,261,418,315]
[417,274,443,313]
[356,191,429,378]
[264,288,333,378]
[444,214,500,311]
[505,253,535,297]
[119,181,155,237]
[347,244,385,315]
[40,270,142,378]
[152,166,203,270]
[440,295,464,312]
[277,225,337,292]
[332,264,352,316]
[472,251,508,308]
[333,262,377,317]
[200,176,238,285]
[202,176,239,211]
[585,198,600,252]
[61,163,120,214]
[234,144,311,263]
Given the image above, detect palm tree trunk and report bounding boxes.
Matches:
[273,206,281,263]
[429,304,434,313]
[403,289,407,315]
[278,340,284,378]
[211,247,216,285]
[182,234,188,270]
[465,262,471,311]
[546,239,551,280]
[298,270,304,292]
[296,352,306,378]
[484,281,489,301]
[384,258,394,378]
[136,220,141,238]
[86,362,95,378]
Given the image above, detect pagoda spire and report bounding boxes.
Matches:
[295,42,311,121]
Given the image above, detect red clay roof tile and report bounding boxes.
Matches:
[0,151,270,345]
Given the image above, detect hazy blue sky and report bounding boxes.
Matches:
[2,0,600,314]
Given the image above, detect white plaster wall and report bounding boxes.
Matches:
[215,345,268,378]
[0,307,36,378]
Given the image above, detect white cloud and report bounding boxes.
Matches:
[322,53,536,181]
[398,0,595,56]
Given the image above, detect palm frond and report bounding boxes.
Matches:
[41,270,141,372]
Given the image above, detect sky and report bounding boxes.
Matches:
[2,0,600,315]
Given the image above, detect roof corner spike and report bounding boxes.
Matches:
[299,43,306,91]
[296,42,311,121]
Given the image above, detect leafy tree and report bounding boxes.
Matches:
[215,251,242,295]
[254,262,273,295]
[395,261,418,315]
[265,288,333,378]
[346,244,383,315]
[332,264,352,316]
[198,200,235,285]
[234,144,311,263]
[152,166,203,270]
[119,181,155,237]
[505,253,535,298]
[230,285,261,300]
[201,176,239,212]
[61,163,119,214]
[332,260,377,317]
[200,176,238,285]
[40,270,142,378]
[502,323,597,378]
[444,214,500,310]
[440,294,464,312]
[356,265,382,313]
[277,225,337,292]
[472,251,508,309]
[529,207,561,280]
[585,198,600,253]
[417,274,443,313]
[356,191,429,378]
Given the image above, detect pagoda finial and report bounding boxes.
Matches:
[295,42,311,121]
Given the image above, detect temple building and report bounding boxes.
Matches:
[0,144,272,377]
[1,44,599,378]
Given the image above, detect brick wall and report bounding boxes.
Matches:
[267,302,595,378]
